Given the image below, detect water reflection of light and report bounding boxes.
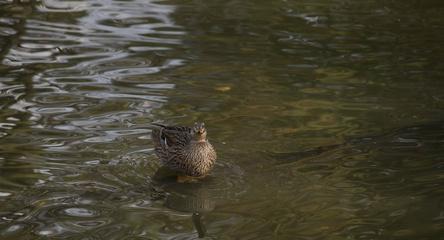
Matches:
[0,2,185,235]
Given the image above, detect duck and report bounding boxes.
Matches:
[151,122,217,182]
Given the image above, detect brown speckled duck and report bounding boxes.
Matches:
[151,122,217,181]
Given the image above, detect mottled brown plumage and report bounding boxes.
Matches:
[151,122,217,178]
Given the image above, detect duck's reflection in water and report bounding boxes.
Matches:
[153,168,216,238]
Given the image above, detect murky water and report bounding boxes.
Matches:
[1,0,443,239]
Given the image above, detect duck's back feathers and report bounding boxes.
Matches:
[152,123,192,148]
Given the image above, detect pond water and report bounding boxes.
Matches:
[1,0,444,239]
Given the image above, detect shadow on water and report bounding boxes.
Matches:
[269,121,444,165]
[153,168,217,238]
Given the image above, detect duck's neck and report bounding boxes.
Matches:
[192,134,207,143]
[192,139,207,144]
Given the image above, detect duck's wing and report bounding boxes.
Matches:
[151,123,192,149]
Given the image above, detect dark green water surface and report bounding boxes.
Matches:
[1,0,444,239]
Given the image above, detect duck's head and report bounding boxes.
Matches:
[192,122,207,142]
